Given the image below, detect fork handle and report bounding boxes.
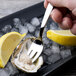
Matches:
[39,3,53,38]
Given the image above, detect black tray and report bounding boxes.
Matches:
[0,2,76,76]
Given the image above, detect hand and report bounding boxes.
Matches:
[44,0,76,35]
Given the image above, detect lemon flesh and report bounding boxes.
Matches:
[0,32,26,68]
[47,30,76,46]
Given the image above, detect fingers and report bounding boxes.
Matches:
[59,17,72,30]
[50,8,73,30]
[70,20,76,35]
[50,8,69,23]
[70,24,76,35]
[51,8,62,23]
[72,8,76,16]
[44,0,76,35]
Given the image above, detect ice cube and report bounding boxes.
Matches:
[14,23,23,29]
[43,41,52,49]
[24,22,29,26]
[39,17,42,24]
[51,42,60,54]
[42,37,50,45]
[19,25,28,34]
[50,22,58,30]
[21,18,27,25]
[11,28,19,32]
[58,27,62,30]
[13,18,21,23]
[0,32,3,37]
[2,25,12,33]
[0,34,2,37]
[41,54,47,63]
[13,18,23,28]
[60,49,71,59]
[25,34,34,39]
[31,17,40,26]
[44,43,51,48]
[48,54,61,63]
[59,45,67,50]
[0,69,9,76]
[43,44,47,50]
[27,23,35,33]
[60,45,73,50]
[44,27,48,32]
[42,27,48,38]
[14,23,22,29]
[5,62,19,75]
[35,30,39,37]
[43,48,52,56]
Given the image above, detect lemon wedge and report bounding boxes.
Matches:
[0,32,26,68]
[47,30,76,46]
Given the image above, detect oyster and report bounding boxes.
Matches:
[11,38,43,73]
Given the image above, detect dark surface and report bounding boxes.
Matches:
[51,57,76,76]
[0,2,76,76]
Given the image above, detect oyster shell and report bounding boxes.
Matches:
[11,37,43,73]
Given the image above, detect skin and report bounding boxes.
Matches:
[44,0,76,35]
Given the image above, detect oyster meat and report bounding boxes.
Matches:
[11,38,43,73]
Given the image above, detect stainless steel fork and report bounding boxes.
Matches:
[27,3,53,63]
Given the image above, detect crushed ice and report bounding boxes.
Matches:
[0,17,73,75]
